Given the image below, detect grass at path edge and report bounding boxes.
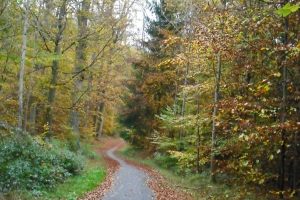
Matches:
[117,145,270,200]
[1,146,106,200]
[38,160,106,200]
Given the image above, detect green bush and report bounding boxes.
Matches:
[0,124,85,193]
[78,142,100,159]
[153,152,178,169]
[119,129,132,141]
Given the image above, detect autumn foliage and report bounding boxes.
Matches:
[121,0,300,198]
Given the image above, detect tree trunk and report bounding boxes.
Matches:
[97,90,106,139]
[210,0,226,183]
[24,85,31,131]
[45,57,59,139]
[69,0,90,146]
[179,0,193,142]
[211,51,221,183]
[29,103,37,133]
[93,105,99,133]
[293,131,299,196]
[24,30,37,132]
[44,0,67,140]
[84,70,92,128]
[18,0,30,129]
[179,67,188,140]
[196,62,201,173]
[278,9,288,198]
[196,86,201,173]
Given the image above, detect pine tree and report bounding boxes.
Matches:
[122,0,181,146]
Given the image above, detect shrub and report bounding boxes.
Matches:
[0,124,85,193]
[153,152,178,169]
[119,129,132,142]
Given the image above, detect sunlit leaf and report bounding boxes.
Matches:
[276,3,299,17]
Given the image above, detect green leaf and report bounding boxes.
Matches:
[264,85,270,91]
[277,9,290,17]
[276,3,299,17]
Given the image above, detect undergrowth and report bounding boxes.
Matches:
[118,145,272,200]
[34,159,105,200]
[0,124,105,199]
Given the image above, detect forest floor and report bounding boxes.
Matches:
[79,136,194,200]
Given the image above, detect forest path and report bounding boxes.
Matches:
[101,144,155,200]
[79,136,194,200]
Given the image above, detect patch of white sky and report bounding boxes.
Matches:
[74,0,156,46]
[126,0,156,45]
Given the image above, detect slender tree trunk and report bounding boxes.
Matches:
[29,103,37,133]
[173,66,180,114]
[196,63,201,173]
[97,90,106,139]
[179,0,193,142]
[18,0,30,129]
[179,66,188,140]
[24,78,32,131]
[211,51,221,183]
[278,9,288,198]
[210,0,226,183]
[84,70,92,128]
[93,105,99,133]
[24,30,37,131]
[293,131,299,196]
[278,67,286,199]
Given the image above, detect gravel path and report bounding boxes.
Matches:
[101,145,156,200]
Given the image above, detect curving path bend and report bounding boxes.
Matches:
[101,144,155,200]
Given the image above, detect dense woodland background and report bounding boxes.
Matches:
[0,0,300,199]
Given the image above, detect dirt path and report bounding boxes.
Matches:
[79,137,194,200]
[102,144,155,200]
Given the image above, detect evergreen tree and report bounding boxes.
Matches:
[121,0,182,147]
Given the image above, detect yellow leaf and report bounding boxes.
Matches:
[259,179,264,184]
[204,5,209,11]
[290,190,296,198]
[233,125,238,131]
[276,72,281,77]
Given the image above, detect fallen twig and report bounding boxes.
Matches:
[174,185,212,190]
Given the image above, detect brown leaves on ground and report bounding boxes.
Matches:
[78,136,194,200]
[78,137,123,200]
[120,156,195,200]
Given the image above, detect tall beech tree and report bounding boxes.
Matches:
[18,0,31,129]
[69,0,90,147]
[43,0,68,140]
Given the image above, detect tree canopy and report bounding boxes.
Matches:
[0,0,300,198]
